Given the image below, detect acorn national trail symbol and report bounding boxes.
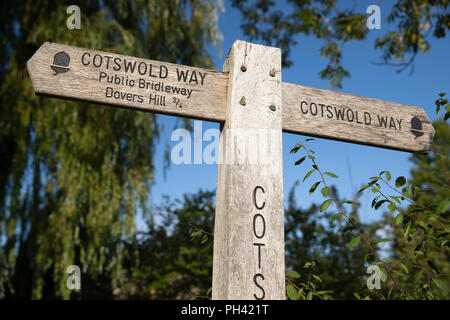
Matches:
[27,40,435,300]
[410,116,424,139]
[51,51,70,75]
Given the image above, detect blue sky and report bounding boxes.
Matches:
[143,0,449,228]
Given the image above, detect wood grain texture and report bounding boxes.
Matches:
[212,40,285,300]
[27,41,228,122]
[282,82,435,153]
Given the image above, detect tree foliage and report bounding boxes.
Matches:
[119,190,215,300]
[285,183,382,300]
[385,118,450,299]
[231,0,449,88]
[0,0,223,299]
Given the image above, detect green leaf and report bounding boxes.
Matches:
[399,263,409,274]
[348,236,360,249]
[331,213,340,223]
[201,234,208,244]
[388,203,396,212]
[324,172,338,178]
[414,269,424,284]
[341,200,359,205]
[417,220,429,230]
[371,196,380,208]
[309,181,321,195]
[427,260,440,274]
[374,199,386,210]
[403,220,412,237]
[312,275,322,283]
[379,266,388,282]
[191,230,201,238]
[306,292,313,300]
[436,200,450,215]
[295,156,306,166]
[286,271,300,279]
[372,238,392,244]
[320,199,333,212]
[303,262,312,268]
[316,290,333,295]
[394,214,404,226]
[321,186,330,197]
[303,169,315,182]
[290,145,301,154]
[286,284,299,300]
[305,138,315,141]
[206,287,212,295]
[432,278,449,292]
[395,176,406,188]
[384,171,391,181]
[358,184,370,193]
[391,196,401,205]
[308,155,315,160]
[407,184,415,197]
[371,187,379,194]
[387,287,393,299]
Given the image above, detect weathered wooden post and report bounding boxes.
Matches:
[212,41,285,300]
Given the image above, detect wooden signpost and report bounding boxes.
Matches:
[27,40,434,300]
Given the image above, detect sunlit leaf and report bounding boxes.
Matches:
[320,199,332,212]
[286,271,301,279]
[309,181,321,195]
[321,186,330,197]
[286,284,299,300]
[348,236,360,249]
[303,169,315,182]
[432,278,449,292]
[324,172,338,178]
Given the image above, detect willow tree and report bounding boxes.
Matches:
[0,0,223,299]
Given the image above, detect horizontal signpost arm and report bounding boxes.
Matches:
[27,41,227,123]
[281,82,435,153]
[27,42,435,153]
